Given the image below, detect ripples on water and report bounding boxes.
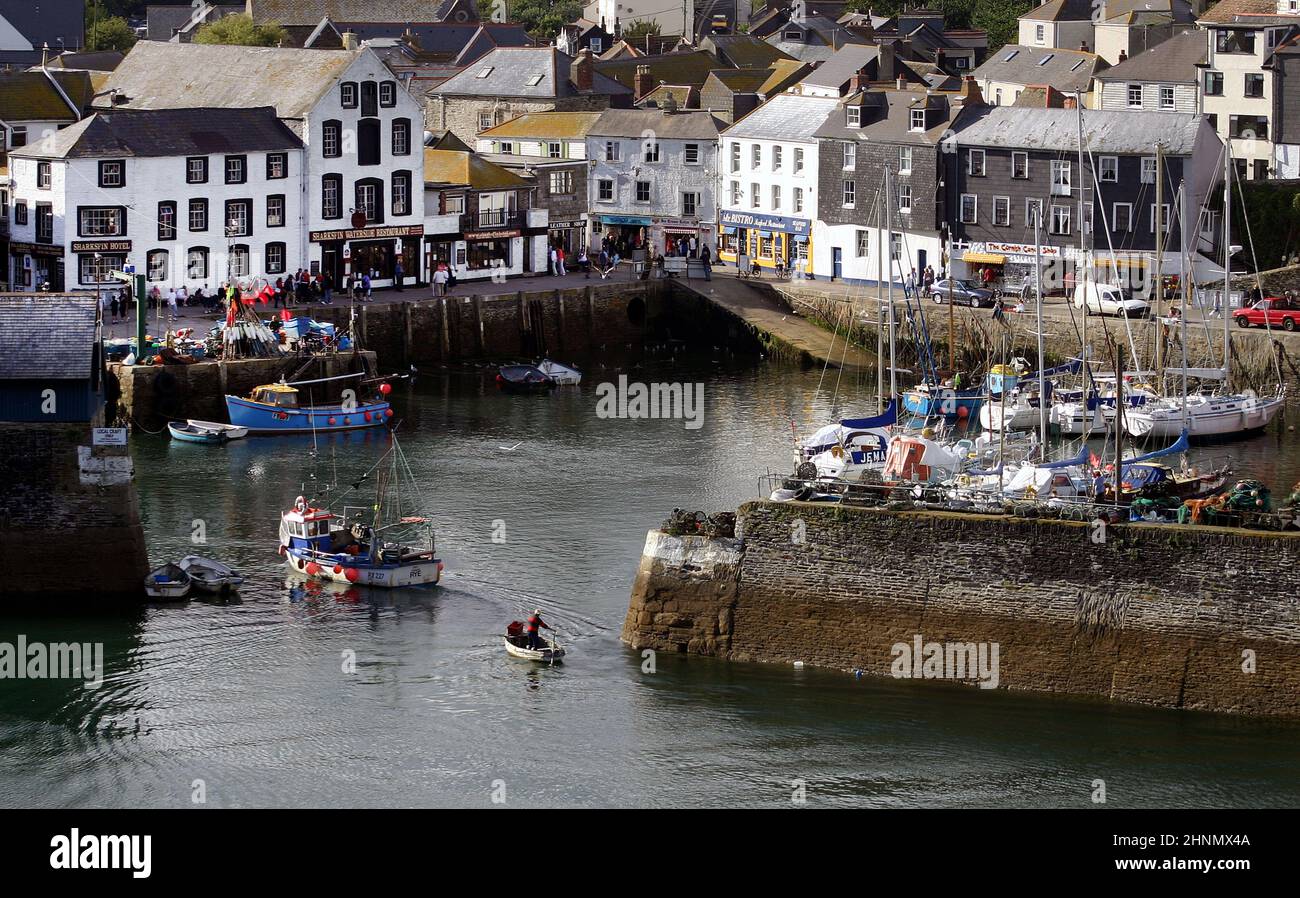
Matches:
[1,352,1298,808]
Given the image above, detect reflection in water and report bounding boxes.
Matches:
[1,353,1298,808]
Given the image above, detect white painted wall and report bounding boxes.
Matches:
[587,131,719,248]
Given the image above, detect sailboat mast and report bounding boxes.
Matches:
[876,188,885,411]
[1223,139,1232,388]
[886,166,897,400]
[1154,143,1164,373]
[1034,211,1047,451]
[1179,180,1189,427]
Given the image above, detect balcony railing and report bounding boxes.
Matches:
[461,210,522,230]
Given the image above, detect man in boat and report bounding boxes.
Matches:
[526,610,550,650]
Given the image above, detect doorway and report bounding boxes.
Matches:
[832,247,842,280]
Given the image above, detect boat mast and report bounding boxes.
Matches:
[1222,138,1233,389]
[1154,142,1164,373]
[876,189,885,411]
[1178,180,1189,428]
[886,165,897,400]
[1034,209,1047,452]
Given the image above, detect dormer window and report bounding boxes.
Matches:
[847,106,861,127]
[785,29,801,40]
[909,109,926,131]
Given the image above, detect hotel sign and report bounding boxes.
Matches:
[309,224,424,243]
[70,240,132,253]
[719,209,811,236]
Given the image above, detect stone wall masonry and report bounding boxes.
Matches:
[0,421,149,601]
[623,500,1300,717]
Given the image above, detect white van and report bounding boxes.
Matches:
[1073,282,1149,318]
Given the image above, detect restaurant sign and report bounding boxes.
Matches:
[309,225,424,243]
[464,229,521,241]
[10,241,66,257]
[719,209,811,236]
[70,240,132,253]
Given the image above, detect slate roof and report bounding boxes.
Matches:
[432,47,630,98]
[954,106,1205,154]
[0,0,85,54]
[757,59,814,96]
[635,84,699,109]
[1093,28,1206,83]
[800,43,880,89]
[95,42,362,129]
[423,148,529,189]
[1099,0,1193,24]
[1019,0,1094,22]
[0,70,88,121]
[972,44,1106,94]
[723,93,839,140]
[478,111,604,139]
[704,68,775,94]
[0,295,98,381]
[587,108,724,139]
[249,0,467,23]
[10,107,303,160]
[706,34,794,68]
[1199,0,1299,23]
[44,50,124,72]
[595,50,724,93]
[814,89,958,144]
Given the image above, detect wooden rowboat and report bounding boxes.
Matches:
[503,629,565,663]
[168,420,249,444]
[177,555,244,594]
[144,563,191,600]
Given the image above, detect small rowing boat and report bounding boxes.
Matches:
[177,555,245,595]
[536,359,582,385]
[503,621,565,662]
[144,563,191,600]
[497,364,556,393]
[168,420,250,444]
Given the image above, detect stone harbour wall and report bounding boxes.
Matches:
[622,501,1300,717]
[0,420,149,601]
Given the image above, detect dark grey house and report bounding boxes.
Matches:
[946,105,1221,287]
[812,79,984,284]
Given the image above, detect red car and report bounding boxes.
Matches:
[1234,296,1300,331]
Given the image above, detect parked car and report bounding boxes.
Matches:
[928,279,994,307]
[1072,282,1149,318]
[1234,296,1300,331]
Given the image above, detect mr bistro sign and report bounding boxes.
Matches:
[719,210,811,236]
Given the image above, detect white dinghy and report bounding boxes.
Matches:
[178,555,245,595]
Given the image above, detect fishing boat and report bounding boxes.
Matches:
[503,621,565,663]
[177,555,244,595]
[226,376,392,433]
[144,563,191,600]
[900,381,984,419]
[496,364,556,393]
[278,436,441,589]
[536,359,582,385]
[167,420,250,444]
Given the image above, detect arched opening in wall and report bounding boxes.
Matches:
[626,295,646,326]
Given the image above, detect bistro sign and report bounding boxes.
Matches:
[70,240,132,253]
[309,225,424,243]
[719,210,811,236]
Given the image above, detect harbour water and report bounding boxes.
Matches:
[2,353,1299,808]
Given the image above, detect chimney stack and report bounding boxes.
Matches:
[1118,50,1128,62]
[955,74,984,108]
[634,63,652,98]
[574,48,595,92]
[896,76,905,90]
[342,31,359,50]
[1079,40,1089,52]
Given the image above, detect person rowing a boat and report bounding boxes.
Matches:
[526,609,551,650]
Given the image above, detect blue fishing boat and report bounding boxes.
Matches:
[278,435,440,589]
[225,377,391,433]
[901,382,985,419]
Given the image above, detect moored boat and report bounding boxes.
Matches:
[536,359,582,385]
[226,381,391,433]
[497,364,556,393]
[144,563,191,600]
[177,555,245,594]
[168,420,250,444]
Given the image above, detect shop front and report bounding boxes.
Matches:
[958,242,1068,292]
[658,217,713,257]
[10,240,67,291]
[310,224,423,290]
[423,223,527,283]
[595,214,652,258]
[717,210,812,274]
[547,217,588,257]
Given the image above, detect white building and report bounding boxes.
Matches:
[586,107,723,256]
[716,93,839,275]
[8,107,304,293]
[96,40,426,288]
[1199,0,1300,180]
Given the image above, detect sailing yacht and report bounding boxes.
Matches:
[1127,144,1285,440]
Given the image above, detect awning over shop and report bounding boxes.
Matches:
[600,214,651,226]
[963,252,1006,265]
[721,226,737,234]
[758,230,772,238]
[793,234,808,243]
